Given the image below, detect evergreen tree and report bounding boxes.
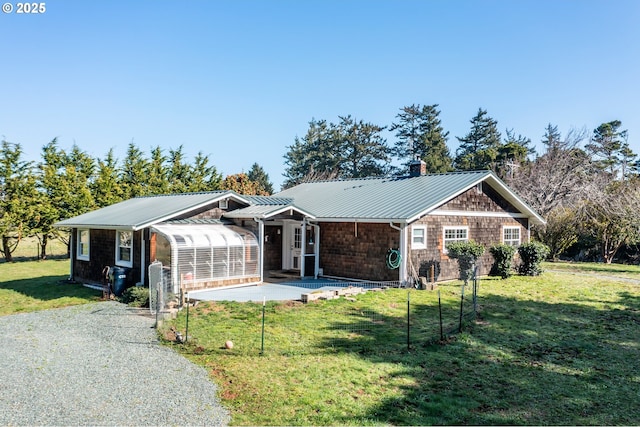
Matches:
[0,140,38,262]
[189,152,222,192]
[36,140,95,258]
[337,115,391,178]
[586,120,629,178]
[390,104,453,173]
[454,108,502,170]
[147,146,169,195]
[496,129,535,180]
[120,142,149,199]
[167,145,190,194]
[248,163,274,195]
[283,119,337,188]
[92,148,123,207]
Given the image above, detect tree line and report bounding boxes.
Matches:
[0,139,273,262]
[2,104,639,265]
[283,105,640,264]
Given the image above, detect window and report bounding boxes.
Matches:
[219,199,229,209]
[503,226,521,246]
[443,226,469,253]
[77,229,90,260]
[411,225,427,250]
[116,230,133,267]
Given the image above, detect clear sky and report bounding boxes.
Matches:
[1,0,639,190]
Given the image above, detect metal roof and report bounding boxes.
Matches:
[223,203,315,220]
[55,170,545,230]
[275,171,545,225]
[55,191,247,230]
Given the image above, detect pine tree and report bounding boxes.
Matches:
[390,104,452,173]
[454,108,502,170]
[337,115,391,178]
[248,163,274,194]
[586,120,633,178]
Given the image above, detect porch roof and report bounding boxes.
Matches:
[222,203,316,220]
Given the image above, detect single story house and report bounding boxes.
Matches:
[55,162,545,295]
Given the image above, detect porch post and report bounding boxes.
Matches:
[314,224,320,279]
[300,218,307,278]
[258,219,265,282]
[399,224,408,285]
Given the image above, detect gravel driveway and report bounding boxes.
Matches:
[0,301,230,426]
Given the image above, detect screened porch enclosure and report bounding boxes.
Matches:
[151,223,260,292]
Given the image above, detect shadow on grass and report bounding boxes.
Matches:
[322,292,640,425]
[0,275,101,302]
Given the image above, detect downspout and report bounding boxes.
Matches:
[389,222,408,286]
[254,218,265,283]
[527,219,531,242]
[307,220,320,279]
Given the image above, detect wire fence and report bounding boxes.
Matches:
[159,275,480,355]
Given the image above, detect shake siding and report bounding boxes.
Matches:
[73,229,143,287]
[409,186,529,281]
[319,222,399,281]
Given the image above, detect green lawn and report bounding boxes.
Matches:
[161,268,640,426]
[0,259,101,315]
[2,259,638,425]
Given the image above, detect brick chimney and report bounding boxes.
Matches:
[409,157,427,177]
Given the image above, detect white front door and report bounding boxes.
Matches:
[291,225,302,270]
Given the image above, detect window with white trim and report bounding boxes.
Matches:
[503,226,521,246]
[77,229,90,260]
[443,226,469,253]
[411,225,427,250]
[116,230,133,267]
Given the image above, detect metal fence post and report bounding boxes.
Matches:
[407,291,410,351]
[458,285,465,333]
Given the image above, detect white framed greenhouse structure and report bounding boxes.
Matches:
[150,223,261,294]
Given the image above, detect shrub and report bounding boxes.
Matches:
[489,243,517,279]
[120,286,150,307]
[447,240,485,284]
[518,241,550,276]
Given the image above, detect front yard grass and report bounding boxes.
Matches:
[162,270,640,426]
[0,259,101,316]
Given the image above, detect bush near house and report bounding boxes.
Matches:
[446,240,485,284]
[518,241,551,276]
[489,243,517,278]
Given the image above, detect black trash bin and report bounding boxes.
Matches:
[109,266,131,297]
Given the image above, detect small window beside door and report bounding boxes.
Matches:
[411,225,427,250]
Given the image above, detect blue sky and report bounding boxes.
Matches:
[1,0,639,189]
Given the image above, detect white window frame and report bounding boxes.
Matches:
[76,229,90,261]
[116,230,133,267]
[411,225,427,250]
[219,199,229,209]
[443,226,469,253]
[503,226,521,246]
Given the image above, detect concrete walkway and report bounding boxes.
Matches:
[187,278,347,302]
